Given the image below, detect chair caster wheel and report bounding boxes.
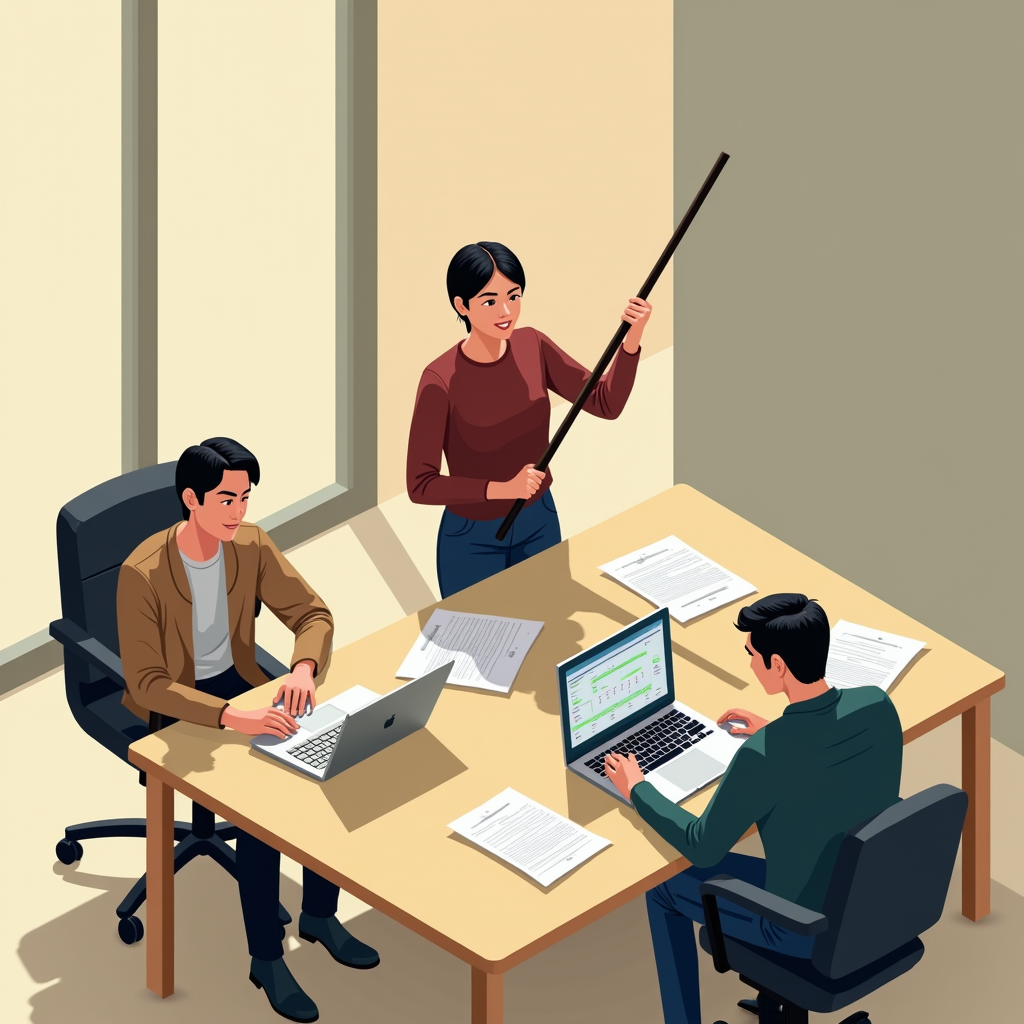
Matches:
[55,838,84,864]
[118,916,145,944]
[839,1013,870,1024]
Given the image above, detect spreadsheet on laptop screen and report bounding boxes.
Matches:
[564,619,669,749]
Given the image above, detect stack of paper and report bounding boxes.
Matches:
[448,788,611,887]
[397,609,543,693]
[600,535,757,624]
[825,620,927,691]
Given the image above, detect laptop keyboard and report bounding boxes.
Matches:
[289,725,344,771]
[583,708,715,779]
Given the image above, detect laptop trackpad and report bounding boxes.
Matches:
[655,749,725,794]
[302,704,346,733]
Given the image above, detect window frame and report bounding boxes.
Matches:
[122,0,378,549]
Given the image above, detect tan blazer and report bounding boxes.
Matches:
[116,522,333,728]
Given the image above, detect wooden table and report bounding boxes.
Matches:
[128,485,1004,1021]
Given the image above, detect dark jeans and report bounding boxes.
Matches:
[646,853,815,1024]
[197,666,340,961]
[436,490,561,599]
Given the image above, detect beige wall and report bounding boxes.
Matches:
[377,0,675,502]
[157,0,336,520]
[0,0,121,650]
[673,2,1023,750]
[0,0,675,663]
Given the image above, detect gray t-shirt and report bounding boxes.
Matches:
[179,544,234,680]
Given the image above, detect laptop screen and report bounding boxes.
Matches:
[557,608,674,761]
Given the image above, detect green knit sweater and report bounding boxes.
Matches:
[630,686,903,912]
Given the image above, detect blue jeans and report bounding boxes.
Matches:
[436,490,561,599]
[646,853,815,1024]
[197,666,340,961]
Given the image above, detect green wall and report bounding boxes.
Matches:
[673,1,1023,752]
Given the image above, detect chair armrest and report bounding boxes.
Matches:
[700,876,828,937]
[699,875,828,976]
[255,645,289,680]
[700,872,827,937]
[49,618,125,684]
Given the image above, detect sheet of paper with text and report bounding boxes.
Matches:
[397,609,543,693]
[600,535,757,624]
[448,787,611,887]
[825,620,927,691]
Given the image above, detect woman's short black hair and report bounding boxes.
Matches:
[175,437,260,520]
[735,593,830,684]
[446,241,526,333]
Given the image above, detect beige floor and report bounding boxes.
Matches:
[4,346,1021,1022]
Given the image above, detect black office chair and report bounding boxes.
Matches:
[697,784,968,1024]
[49,462,291,945]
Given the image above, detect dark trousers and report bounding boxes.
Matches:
[197,666,340,961]
[646,853,815,1024]
[436,490,562,599]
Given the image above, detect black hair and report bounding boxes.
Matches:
[735,593,830,685]
[175,437,261,520]
[446,241,526,333]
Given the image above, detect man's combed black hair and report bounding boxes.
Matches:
[446,241,526,333]
[175,437,260,520]
[735,593,830,685]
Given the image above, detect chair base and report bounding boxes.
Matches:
[731,989,870,1024]
[58,802,290,942]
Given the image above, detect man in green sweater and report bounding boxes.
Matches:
[604,594,903,1024]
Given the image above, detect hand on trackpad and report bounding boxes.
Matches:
[654,749,724,795]
[274,700,344,732]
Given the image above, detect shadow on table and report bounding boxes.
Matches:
[322,728,468,831]
[563,766,625,828]
[147,722,256,780]
[888,646,932,695]
[419,541,639,718]
[672,640,749,692]
[562,767,699,850]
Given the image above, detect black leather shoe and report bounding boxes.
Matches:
[249,957,319,1023]
[298,912,381,969]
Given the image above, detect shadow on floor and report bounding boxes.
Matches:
[15,853,1020,1023]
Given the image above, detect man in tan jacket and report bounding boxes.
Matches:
[117,437,376,1023]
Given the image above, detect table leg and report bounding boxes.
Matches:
[147,775,175,996]
[961,698,991,921]
[471,966,503,1024]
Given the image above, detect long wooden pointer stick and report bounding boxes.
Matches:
[494,151,731,541]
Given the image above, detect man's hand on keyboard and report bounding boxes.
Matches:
[275,659,318,718]
[220,705,299,738]
[604,751,645,800]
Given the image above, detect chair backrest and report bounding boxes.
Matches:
[811,784,968,979]
[56,462,181,757]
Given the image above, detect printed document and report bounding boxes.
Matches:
[600,535,757,624]
[826,620,927,691]
[397,609,543,693]
[448,788,611,887]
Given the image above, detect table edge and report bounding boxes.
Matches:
[130,670,1002,973]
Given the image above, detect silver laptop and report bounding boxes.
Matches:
[251,662,454,780]
[557,609,745,804]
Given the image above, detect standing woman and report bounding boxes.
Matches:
[407,241,652,598]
